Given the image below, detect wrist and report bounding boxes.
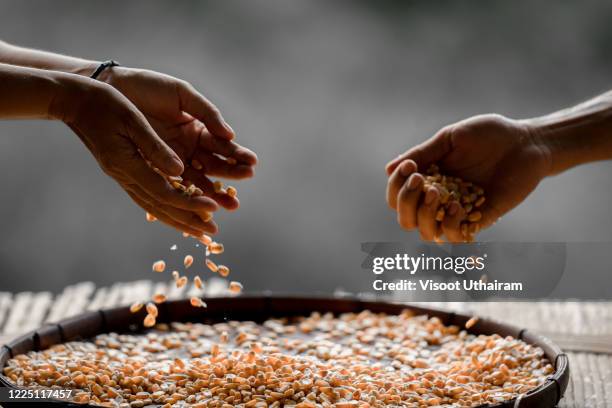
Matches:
[71,60,100,77]
[48,71,107,122]
[521,97,612,176]
[70,60,123,86]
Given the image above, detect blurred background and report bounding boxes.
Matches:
[1,0,612,295]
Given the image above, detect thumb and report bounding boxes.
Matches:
[127,111,184,176]
[177,81,235,140]
[386,126,453,176]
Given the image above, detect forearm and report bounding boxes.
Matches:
[0,40,96,77]
[525,91,612,176]
[0,63,88,120]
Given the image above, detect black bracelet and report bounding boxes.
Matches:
[90,60,120,80]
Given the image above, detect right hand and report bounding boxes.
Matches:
[55,77,220,237]
[385,114,551,242]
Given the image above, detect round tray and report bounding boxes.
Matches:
[0,296,569,407]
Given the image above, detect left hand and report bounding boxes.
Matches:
[100,67,258,210]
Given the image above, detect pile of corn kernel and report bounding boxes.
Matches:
[4,310,554,407]
[424,164,486,242]
[136,167,243,328]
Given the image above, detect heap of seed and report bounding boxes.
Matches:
[139,167,243,328]
[424,164,486,242]
[3,310,554,407]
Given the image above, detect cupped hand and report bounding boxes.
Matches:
[100,67,258,210]
[58,77,220,236]
[386,114,551,242]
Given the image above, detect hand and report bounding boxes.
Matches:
[385,114,551,242]
[56,76,220,236]
[100,67,258,210]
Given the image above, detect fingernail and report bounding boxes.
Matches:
[424,188,437,205]
[169,157,184,174]
[225,123,235,138]
[399,160,416,177]
[448,202,458,216]
[406,174,422,191]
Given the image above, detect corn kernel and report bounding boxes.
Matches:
[152,260,166,273]
[184,255,194,269]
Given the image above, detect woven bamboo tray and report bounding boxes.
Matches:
[0,296,569,407]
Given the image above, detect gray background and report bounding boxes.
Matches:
[1,1,611,295]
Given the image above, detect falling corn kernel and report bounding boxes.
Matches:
[227,186,237,198]
[229,281,243,294]
[465,316,479,329]
[226,157,237,165]
[190,297,206,308]
[172,270,180,281]
[194,276,203,289]
[176,276,188,289]
[146,303,158,318]
[152,260,166,273]
[209,242,224,254]
[182,232,190,238]
[184,255,194,268]
[218,265,230,278]
[146,212,157,222]
[191,159,203,170]
[213,181,224,193]
[205,259,219,273]
[143,314,156,328]
[199,234,212,246]
[129,302,144,313]
[152,293,167,304]
[170,244,177,251]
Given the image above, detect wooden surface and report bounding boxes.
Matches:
[0,281,610,407]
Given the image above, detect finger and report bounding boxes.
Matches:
[127,184,218,234]
[177,81,235,140]
[198,127,258,165]
[434,224,445,243]
[417,186,440,241]
[126,110,184,176]
[386,160,417,210]
[192,151,254,179]
[386,127,452,176]
[396,173,424,230]
[126,189,211,237]
[182,167,240,210]
[122,155,219,212]
[476,190,505,231]
[441,201,467,243]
